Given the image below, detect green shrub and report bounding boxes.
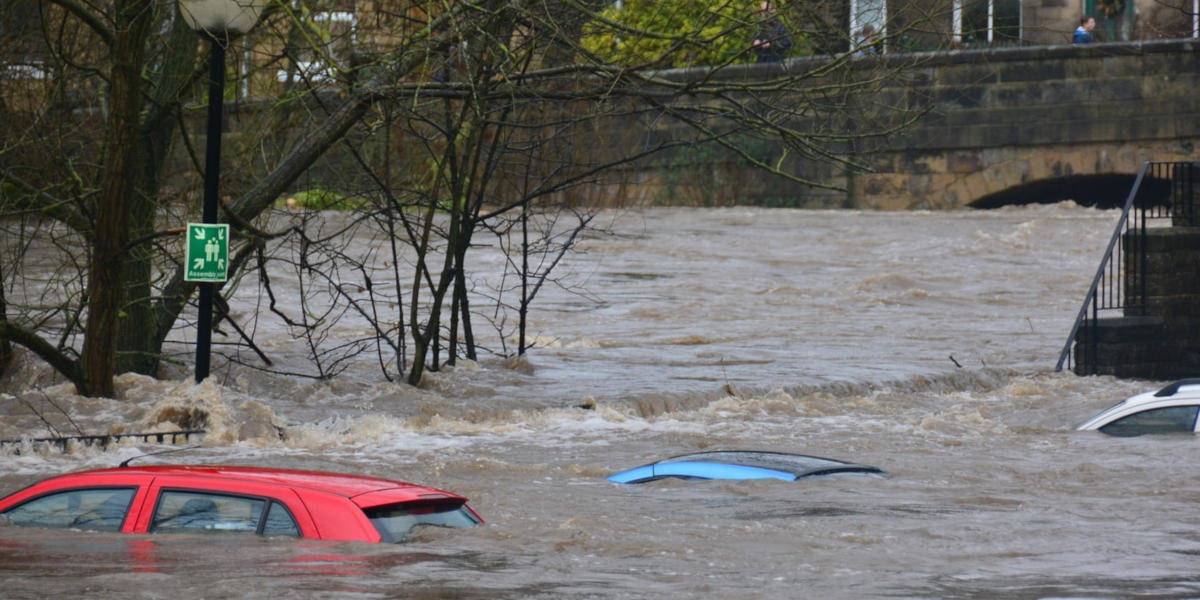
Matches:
[581,0,808,68]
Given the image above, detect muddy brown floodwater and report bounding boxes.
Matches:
[2,205,1198,599]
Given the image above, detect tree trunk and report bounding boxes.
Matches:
[406,200,440,386]
[448,259,460,366]
[455,234,477,361]
[79,0,153,397]
[0,260,11,375]
[116,14,200,377]
[114,179,158,376]
[407,186,465,384]
[446,218,478,362]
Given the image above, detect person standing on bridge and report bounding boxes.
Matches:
[752,1,793,63]
[1073,15,1096,44]
[856,24,881,56]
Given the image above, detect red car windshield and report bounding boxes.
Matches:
[364,500,480,543]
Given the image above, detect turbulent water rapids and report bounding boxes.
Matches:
[1,205,1197,599]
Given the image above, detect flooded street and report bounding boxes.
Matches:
[3,205,1199,598]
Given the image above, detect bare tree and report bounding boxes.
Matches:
[0,0,941,396]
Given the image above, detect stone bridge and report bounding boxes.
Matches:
[635,39,1200,209]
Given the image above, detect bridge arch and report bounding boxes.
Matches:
[852,140,1194,210]
[968,174,1139,209]
[968,169,1179,209]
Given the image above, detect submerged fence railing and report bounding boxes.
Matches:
[1055,161,1197,374]
[0,429,206,454]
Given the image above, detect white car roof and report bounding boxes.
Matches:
[1077,379,1200,431]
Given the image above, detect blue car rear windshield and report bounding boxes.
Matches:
[365,501,480,543]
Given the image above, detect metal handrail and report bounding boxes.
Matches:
[1055,161,1193,373]
[1054,163,1149,372]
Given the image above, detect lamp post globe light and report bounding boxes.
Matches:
[179,0,264,383]
[178,0,266,35]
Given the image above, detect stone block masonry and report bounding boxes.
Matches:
[613,39,1200,208]
[1076,226,1200,379]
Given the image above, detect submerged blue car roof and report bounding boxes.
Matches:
[607,451,885,484]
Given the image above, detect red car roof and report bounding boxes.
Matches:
[57,465,454,501]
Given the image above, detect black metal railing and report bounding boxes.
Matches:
[0,429,206,454]
[1056,161,1197,374]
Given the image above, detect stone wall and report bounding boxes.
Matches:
[1074,225,1200,378]
[850,39,1200,208]
[620,38,1200,209]
[201,39,1200,211]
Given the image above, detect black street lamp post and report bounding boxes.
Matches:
[178,0,264,383]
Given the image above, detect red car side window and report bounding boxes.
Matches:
[149,490,300,537]
[151,490,264,534]
[3,487,135,532]
[262,501,301,537]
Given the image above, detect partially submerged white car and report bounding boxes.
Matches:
[1078,379,1200,436]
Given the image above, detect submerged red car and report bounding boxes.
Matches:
[0,465,482,543]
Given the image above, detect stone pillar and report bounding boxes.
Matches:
[1171,163,1200,228]
[1076,222,1200,379]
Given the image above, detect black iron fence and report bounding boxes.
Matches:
[0,429,205,454]
[1056,161,1198,374]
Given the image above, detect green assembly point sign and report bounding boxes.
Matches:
[185,223,230,282]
